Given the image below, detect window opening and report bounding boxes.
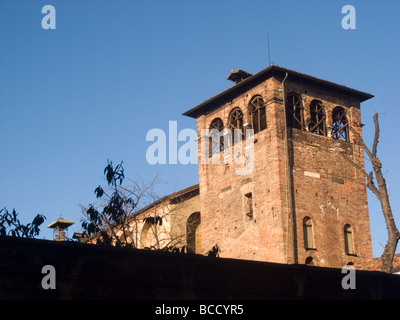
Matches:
[228,108,244,145]
[332,107,349,142]
[249,96,267,133]
[209,118,224,155]
[309,100,327,136]
[286,92,305,130]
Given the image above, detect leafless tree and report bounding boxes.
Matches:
[79,160,201,253]
[343,113,399,273]
[80,173,160,248]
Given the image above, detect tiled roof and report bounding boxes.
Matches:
[131,184,199,218]
[183,64,374,118]
[47,218,75,229]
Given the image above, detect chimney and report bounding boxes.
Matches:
[226,69,253,84]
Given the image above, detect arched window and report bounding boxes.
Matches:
[303,217,314,249]
[140,221,152,249]
[332,107,349,142]
[209,118,224,154]
[228,108,244,145]
[244,192,253,221]
[286,92,305,130]
[305,257,314,266]
[344,224,355,255]
[187,212,201,254]
[309,100,327,136]
[249,95,266,134]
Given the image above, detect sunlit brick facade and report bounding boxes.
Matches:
[183,65,374,268]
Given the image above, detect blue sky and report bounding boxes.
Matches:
[0,0,399,258]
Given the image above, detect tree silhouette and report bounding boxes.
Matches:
[0,208,46,238]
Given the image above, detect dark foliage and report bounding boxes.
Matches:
[81,160,136,247]
[0,207,46,238]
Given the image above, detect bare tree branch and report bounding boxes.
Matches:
[345,113,399,273]
[372,113,380,158]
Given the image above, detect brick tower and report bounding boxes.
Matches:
[183,65,374,268]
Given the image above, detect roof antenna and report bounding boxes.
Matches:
[267,31,271,66]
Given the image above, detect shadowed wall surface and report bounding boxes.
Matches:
[0,236,399,300]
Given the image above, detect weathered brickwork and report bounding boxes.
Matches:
[88,66,374,270]
[189,67,374,268]
[282,77,372,268]
[196,77,290,263]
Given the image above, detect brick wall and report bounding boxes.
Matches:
[286,78,373,267]
[196,74,373,268]
[197,77,289,262]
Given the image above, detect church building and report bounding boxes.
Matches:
[88,65,378,270]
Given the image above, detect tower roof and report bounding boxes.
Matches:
[47,218,74,229]
[183,65,374,119]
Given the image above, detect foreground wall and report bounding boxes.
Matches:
[0,236,399,300]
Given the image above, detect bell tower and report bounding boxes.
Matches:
[183,65,374,268]
[47,217,74,241]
